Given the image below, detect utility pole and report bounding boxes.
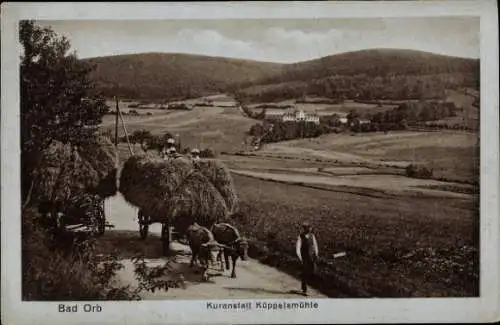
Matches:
[114,96,119,147]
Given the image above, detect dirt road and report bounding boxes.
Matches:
[104,194,326,300]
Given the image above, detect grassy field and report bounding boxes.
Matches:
[101,100,255,153]
[230,174,479,297]
[259,131,479,183]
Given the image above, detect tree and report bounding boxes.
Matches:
[20,21,108,200]
[346,109,359,125]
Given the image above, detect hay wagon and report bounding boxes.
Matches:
[120,155,238,256]
[61,197,108,236]
[43,194,113,237]
[137,209,186,253]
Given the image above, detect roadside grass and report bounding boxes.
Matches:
[231,174,479,297]
[93,230,165,259]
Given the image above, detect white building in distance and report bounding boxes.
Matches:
[278,109,320,125]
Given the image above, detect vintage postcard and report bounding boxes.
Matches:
[1,1,499,324]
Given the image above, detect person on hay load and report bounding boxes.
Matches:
[169,147,185,159]
[296,221,319,296]
[163,138,177,159]
[190,148,201,162]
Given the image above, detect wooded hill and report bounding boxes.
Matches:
[84,53,284,101]
[84,49,479,102]
[234,49,480,103]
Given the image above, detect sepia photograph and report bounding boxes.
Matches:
[2,1,499,324]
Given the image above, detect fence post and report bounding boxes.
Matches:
[114,96,119,147]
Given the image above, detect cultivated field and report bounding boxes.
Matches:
[231,174,479,297]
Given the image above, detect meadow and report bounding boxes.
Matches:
[231,174,479,297]
[258,131,479,183]
[102,99,255,153]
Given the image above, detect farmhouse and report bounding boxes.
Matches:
[264,112,284,122]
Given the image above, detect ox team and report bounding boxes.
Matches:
[164,138,321,295]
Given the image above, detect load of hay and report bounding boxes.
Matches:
[31,136,118,207]
[119,155,239,232]
[77,136,118,198]
[119,155,193,217]
[159,172,229,234]
[193,159,239,215]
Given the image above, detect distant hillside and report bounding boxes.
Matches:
[283,49,478,81]
[85,49,480,103]
[234,49,480,103]
[84,53,284,100]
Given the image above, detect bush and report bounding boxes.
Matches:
[200,148,216,158]
[405,164,433,179]
[22,208,139,300]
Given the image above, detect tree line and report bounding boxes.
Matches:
[234,72,478,104]
[116,129,215,158]
[246,100,464,144]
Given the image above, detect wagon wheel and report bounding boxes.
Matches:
[51,206,65,236]
[139,224,149,240]
[161,223,172,256]
[96,201,106,236]
[138,210,149,240]
[161,224,168,239]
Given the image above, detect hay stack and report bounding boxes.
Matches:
[119,155,236,230]
[77,136,118,198]
[194,159,239,215]
[158,172,230,234]
[31,137,118,205]
[119,155,193,217]
[32,141,74,203]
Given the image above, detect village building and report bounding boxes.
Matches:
[266,109,320,125]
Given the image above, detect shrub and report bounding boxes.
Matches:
[200,148,216,158]
[22,208,139,300]
[405,164,433,179]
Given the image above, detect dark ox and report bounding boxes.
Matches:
[211,223,249,278]
[185,223,222,282]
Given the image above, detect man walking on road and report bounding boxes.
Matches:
[296,222,319,296]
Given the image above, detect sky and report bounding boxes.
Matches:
[38,17,479,63]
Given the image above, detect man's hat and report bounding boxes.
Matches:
[167,138,175,144]
[170,147,177,153]
[301,222,311,229]
[191,148,200,154]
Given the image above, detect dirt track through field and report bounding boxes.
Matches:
[104,194,326,300]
